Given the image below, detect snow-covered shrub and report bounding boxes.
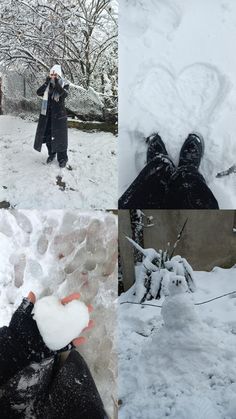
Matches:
[127,237,196,303]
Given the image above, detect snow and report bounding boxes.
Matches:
[161,282,199,329]
[0,209,117,416]
[118,265,236,419]
[33,296,89,350]
[0,116,117,209]
[119,0,236,208]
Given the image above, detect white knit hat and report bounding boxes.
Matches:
[50,64,62,78]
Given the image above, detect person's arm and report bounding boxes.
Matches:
[37,76,51,97]
[0,296,54,387]
[54,79,69,99]
[0,293,93,387]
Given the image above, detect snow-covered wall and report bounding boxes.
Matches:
[1,71,39,114]
[1,70,107,120]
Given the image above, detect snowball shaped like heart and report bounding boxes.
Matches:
[33,296,89,350]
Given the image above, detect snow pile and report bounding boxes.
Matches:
[119,265,236,419]
[119,0,236,208]
[33,296,89,350]
[0,210,117,416]
[0,116,117,209]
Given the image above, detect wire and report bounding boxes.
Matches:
[119,290,236,308]
[120,301,162,308]
[194,291,236,305]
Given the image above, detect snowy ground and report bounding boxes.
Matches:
[0,116,117,209]
[0,210,117,417]
[119,0,236,208]
[119,265,236,419]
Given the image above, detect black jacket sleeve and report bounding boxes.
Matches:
[54,80,69,99]
[37,79,50,97]
[0,298,54,387]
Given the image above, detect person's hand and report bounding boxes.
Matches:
[46,75,51,83]
[28,291,94,348]
[9,292,54,363]
[60,293,94,347]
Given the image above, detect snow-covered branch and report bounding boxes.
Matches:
[0,0,117,92]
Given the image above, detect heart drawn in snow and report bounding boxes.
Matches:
[134,63,227,128]
[33,296,90,350]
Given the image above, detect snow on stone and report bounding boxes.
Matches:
[0,210,117,416]
[33,296,89,350]
[0,115,117,209]
[119,0,236,208]
[118,265,236,419]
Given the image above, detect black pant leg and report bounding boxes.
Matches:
[46,142,56,157]
[44,115,56,157]
[44,350,108,419]
[57,150,68,163]
[164,165,219,209]
[119,155,175,209]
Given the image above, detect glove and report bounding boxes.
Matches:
[9,297,55,364]
[46,76,51,84]
[9,293,94,362]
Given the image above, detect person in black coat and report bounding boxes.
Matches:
[0,292,108,419]
[34,65,69,168]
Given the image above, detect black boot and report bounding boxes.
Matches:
[46,153,56,164]
[146,133,168,163]
[178,133,204,170]
[58,160,67,168]
[57,151,68,168]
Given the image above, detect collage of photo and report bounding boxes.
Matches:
[0,1,236,419]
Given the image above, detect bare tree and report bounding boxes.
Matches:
[0,0,118,91]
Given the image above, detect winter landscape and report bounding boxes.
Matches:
[0,0,118,209]
[119,0,236,208]
[119,257,236,418]
[0,115,117,209]
[0,209,118,417]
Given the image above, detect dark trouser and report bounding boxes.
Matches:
[46,142,68,163]
[45,116,68,163]
[43,350,108,419]
[0,351,108,419]
[119,155,219,209]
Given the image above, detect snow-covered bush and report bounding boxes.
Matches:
[127,237,196,303]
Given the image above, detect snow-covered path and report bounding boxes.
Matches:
[0,116,117,209]
[119,266,236,419]
[119,0,236,208]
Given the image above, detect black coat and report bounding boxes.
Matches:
[0,299,108,419]
[34,79,69,153]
